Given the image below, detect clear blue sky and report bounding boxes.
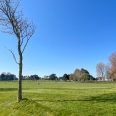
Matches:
[0,0,116,77]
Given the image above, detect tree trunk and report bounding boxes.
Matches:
[17,38,23,102]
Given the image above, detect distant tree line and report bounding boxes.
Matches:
[23,75,41,80]
[0,73,41,81]
[42,68,96,82]
[0,73,17,81]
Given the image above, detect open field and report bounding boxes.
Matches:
[0,81,116,116]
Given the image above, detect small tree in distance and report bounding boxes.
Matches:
[0,0,35,102]
[105,64,112,80]
[96,62,106,81]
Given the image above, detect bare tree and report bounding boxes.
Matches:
[109,52,116,80]
[0,0,35,102]
[105,64,112,81]
[96,62,105,81]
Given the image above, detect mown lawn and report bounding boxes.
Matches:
[0,81,116,116]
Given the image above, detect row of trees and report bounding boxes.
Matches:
[43,68,95,81]
[47,73,70,81]
[23,75,40,80]
[45,73,70,81]
[0,73,17,81]
[0,73,41,81]
[96,51,116,81]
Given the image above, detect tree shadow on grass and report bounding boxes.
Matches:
[34,99,80,102]
[0,88,17,91]
[0,88,31,91]
[84,93,116,102]
[32,93,116,103]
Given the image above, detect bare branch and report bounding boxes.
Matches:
[21,23,36,54]
[0,0,36,53]
[4,46,19,64]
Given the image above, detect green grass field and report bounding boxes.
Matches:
[0,81,116,116]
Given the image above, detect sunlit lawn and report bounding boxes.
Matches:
[0,81,116,116]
